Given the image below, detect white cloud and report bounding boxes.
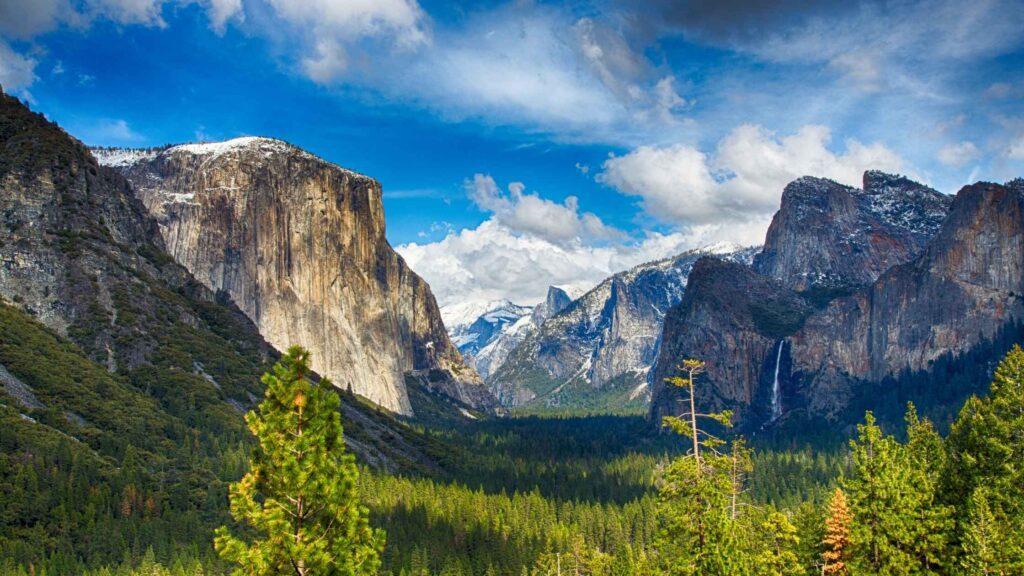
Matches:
[937,141,981,167]
[203,0,242,33]
[467,174,623,244]
[270,3,693,145]
[267,0,428,83]
[397,219,702,306]
[0,41,37,94]
[598,124,906,235]
[0,0,243,41]
[77,118,145,144]
[88,0,166,27]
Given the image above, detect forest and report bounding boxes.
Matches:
[2,327,1021,574]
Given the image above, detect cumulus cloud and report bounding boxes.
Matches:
[266,0,428,83]
[204,0,243,33]
[397,219,701,306]
[467,174,623,244]
[937,141,981,167]
[0,41,37,94]
[598,124,905,235]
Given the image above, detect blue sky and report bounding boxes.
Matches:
[2,0,1023,305]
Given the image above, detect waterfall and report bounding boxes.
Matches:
[770,340,785,421]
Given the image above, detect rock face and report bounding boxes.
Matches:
[649,258,811,425]
[442,299,533,378]
[754,171,951,294]
[442,286,578,381]
[790,180,1024,417]
[0,92,457,470]
[95,138,493,415]
[491,245,758,410]
[0,91,206,367]
[650,173,1023,430]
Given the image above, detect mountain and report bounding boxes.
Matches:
[441,285,579,380]
[651,173,1023,432]
[0,91,452,468]
[753,171,951,299]
[442,299,533,361]
[94,138,495,416]
[490,244,759,413]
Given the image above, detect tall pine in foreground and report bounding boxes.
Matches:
[215,346,384,576]
[945,344,1024,573]
[656,359,738,576]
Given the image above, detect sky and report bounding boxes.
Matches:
[1,0,1023,307]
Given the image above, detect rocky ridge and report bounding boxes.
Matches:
[490,244,759,410]
[94,137,495,415]
[650,172,1023,431]
[754,171,951,295]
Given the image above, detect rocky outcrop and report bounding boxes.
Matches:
[443,286,578,382]
[650,175,1023,430]
[790,180,1024,417]
[96,138,493,415]
[442,299,533,379]
[649,258,811,425]
[754,172,950,295]
[491,245,758,410]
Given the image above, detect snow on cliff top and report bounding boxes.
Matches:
[93,137,369,179]
[173,136,288,158]
[92,148,160,167]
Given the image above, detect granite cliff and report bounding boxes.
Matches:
[491,245,758,412]
[651,173,1023,431]
[754,171,950,296]
[0,91,449,471]
[96,138,494,415]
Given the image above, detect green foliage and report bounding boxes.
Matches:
[215,347,384,575]
[844,409,954,575]
[944,345,1024,574]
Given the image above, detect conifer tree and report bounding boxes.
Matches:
[655,359,739,576]
[750,509,805,576]
[214,346,384,576]
[845,408,952,575]
[945,345,1024,573]
[960,488,1004,575]
[821,488,851,576]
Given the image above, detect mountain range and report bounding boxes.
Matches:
[3,87,1021,436]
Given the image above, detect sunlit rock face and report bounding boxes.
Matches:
[97,138,495,415]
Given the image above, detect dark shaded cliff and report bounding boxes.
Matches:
[754,171,950,297]
[651,176,1023,431]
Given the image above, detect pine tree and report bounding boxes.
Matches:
[844,408,952,576]
[214,346,384,576]
[751,509,805,576]
[960,488,1003,575]
[821,488,851,576]
[654,359,739,576]
[945,345,1024,573]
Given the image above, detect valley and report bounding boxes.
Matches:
[1,26,1023,572]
